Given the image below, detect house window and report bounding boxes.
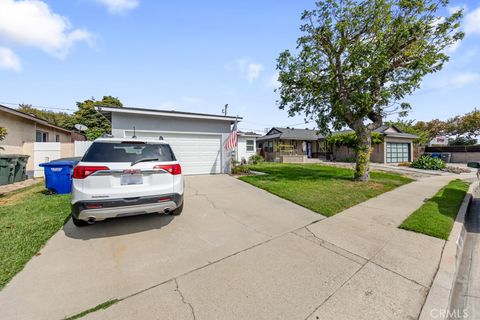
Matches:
[36,131,49,142]
[267,141,273,153]
[246,140,254,152]
[55,134,60,142]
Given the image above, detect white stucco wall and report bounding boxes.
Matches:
[110,112,233,173]
[236,136,257,163]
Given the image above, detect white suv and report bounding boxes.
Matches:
[71,137,184,227]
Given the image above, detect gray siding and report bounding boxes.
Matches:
[110,112,233,174]
[111,113,231,137]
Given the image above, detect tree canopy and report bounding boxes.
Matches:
[18,104,74,129]
[277,0,463,180]
[448,136,477,146]
[15,96,123,141]
[71,96,123,140]
[386,108,480,146]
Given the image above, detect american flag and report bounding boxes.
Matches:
[224,118,238,150]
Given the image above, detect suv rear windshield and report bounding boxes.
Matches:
[82,142,176,162]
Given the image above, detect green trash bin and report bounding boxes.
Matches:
[0,155,18,185]
[14,154,30,182]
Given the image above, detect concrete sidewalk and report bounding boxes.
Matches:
[81,175,456,320]
[0,178,41,196]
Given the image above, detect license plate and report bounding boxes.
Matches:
[120,174,143,185]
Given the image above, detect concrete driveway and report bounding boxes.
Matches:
[0,174,455,320]
[0,175,321,320]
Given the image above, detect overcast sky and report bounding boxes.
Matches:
[0,0,479,134]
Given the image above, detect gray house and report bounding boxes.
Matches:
[332,125,418,163]
[256,127,326,161]
[97,106,239,175]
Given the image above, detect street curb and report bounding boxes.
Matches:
[419,181,478,320]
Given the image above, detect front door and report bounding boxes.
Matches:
[306,142,312,158]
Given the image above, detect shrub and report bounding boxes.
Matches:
[410,156,446,170]
[249,154,264,165]
[231,165,250,175]
[326,132,384,149]
[0,127,7,151]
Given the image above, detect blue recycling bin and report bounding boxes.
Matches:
[39,161,77,194]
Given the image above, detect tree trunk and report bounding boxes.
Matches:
[353,122,372,182]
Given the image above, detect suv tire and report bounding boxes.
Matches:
[170,202,183,216]
[72,215,89,227]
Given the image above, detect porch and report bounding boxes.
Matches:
[259,139,330,163]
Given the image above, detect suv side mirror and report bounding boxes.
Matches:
[467,162,480,169]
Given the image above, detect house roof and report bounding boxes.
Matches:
[332,125,418,139]
[97,106,241,123]
[238,130,261,137]
[257,124,418,142]
[0,104,74,134]
[257,127,324,141]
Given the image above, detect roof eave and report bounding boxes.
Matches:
[0,104,73,134]
[97,106,241,123]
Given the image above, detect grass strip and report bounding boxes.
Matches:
[64,299,121,320]
[0,182,71,289]
[400,179,470,240]
[239,163,412,217]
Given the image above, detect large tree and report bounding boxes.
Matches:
[18,104,74,129]
[449,108,480,138]
[277,0,463,180]
[71,96,123,140]
[413,109,480,142]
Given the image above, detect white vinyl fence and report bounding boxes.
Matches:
[74,141,93,157]
[33,142,61,177]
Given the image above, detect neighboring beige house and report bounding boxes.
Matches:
[0,104,86,176]
[332,125,418,164]
[257,125,418,164]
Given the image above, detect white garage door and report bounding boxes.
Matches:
[126,131,222,175]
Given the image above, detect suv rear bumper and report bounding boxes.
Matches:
[72,193,183,221]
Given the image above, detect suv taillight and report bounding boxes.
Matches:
[73,166,110,179]
[154,164,181,175]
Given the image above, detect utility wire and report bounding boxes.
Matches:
[0,101,76,112]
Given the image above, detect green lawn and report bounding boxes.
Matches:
[240,163,412,217]
[0,182,71,289]
[400,179,470,240]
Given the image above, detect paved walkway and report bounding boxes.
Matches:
[0,174,461,320]
[0,178,42,195]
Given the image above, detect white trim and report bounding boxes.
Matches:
[238,133,260,137]
[99,106,238,122]
[123,129,224,137]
